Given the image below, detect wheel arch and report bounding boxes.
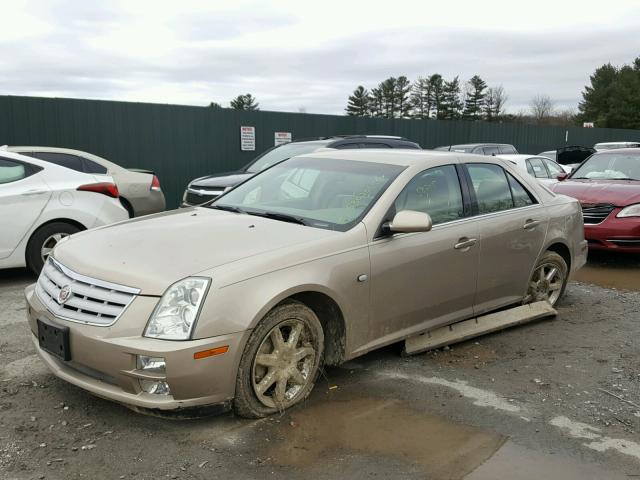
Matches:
[253,286,348,367]
[545,241,572,272]
[119,196,135,218]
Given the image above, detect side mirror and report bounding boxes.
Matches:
[556,173,568,181]
[387,210,433,234]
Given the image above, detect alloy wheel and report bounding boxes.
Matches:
[251,319,318,409]
[524,262,565,306]
[41,233,69,263]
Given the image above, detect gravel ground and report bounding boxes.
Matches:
[1,252,639,479]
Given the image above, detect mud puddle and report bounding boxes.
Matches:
[267,390,506,479]
[574,251,640,291]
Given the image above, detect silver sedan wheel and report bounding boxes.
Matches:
[41,233,69,263]
[524,262,565,306]
[251,319,318,409]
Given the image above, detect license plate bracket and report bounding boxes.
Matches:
[37,318,71,361]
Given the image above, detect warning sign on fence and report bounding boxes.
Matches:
[240,126,255,151]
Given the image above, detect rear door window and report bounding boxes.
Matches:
[0,158,28,184]
[499,145,517,154]
[526,158,549,178]
[482,146,500,156]
[543,159,564,176]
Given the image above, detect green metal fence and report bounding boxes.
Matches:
[1,95,639,208]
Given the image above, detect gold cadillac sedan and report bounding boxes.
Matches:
[25,150,587,418]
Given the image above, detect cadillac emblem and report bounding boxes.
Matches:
[57,285,72,305]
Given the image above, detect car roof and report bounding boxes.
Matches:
[593,147,640,154]
[594,141,640,146]
[299,148,481,167]
[7,146,122,172]
[498,154,550,161]
[449,143,512,148]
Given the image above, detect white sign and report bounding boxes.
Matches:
[240,126,255,151]
[274,131,292,146]
[583,122,594,128]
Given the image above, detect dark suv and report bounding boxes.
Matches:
[434,143,518,155]
[181,135,421,206]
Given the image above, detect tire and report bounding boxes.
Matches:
[523,251,568,307]
[233,301,324,418]
[26,222,81,275]
[120,197,135,218]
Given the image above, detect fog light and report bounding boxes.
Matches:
[137,356,166,373]
[139,379,171,395]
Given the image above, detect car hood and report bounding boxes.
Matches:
[190,172,254,189]
[551,179,640,207]
[53,208,338,295]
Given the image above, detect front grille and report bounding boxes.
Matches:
[184,187,224,206]
[36,257,139,326]
[581,204,615,224]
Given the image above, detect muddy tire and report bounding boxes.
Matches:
[524,251,568,307]
[233,301,324,419]
[26,222,81,275]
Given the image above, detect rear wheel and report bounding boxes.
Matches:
[234,301,324,418]
[523,251,568,306]
[26,222,81,275]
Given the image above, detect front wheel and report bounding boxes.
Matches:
[234,301,324,418]
[523,251,568,307]
[26,222,81,275]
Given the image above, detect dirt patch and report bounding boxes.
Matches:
[428,342,498,369]
[267,391,505,479]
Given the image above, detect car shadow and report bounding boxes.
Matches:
[0,267,35,288]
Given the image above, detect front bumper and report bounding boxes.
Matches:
[25,284,248,410]
[584,210,640,253]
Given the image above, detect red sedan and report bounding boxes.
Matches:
[551,148,640,253]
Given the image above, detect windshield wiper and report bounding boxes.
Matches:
[207,204,244,213]
[609,177,639,181]
[245,210,307,226]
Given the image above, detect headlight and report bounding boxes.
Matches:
[617,204,640,218]
[144,277,210,340]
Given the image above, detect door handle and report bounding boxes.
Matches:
[523,219,541,230]
[21,189,47,196]
[454,237,477,250]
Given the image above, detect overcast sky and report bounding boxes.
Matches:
[1,0,639,115]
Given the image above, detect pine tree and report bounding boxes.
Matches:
[427,74,444,119]
[463,75,487,120]
[410,76,432,119]
[230,94,259,110]
[395,76,412,118]
[440,76,463,119]
[380,77,398,118]
[369,87,385,118]
[345,86,371,116]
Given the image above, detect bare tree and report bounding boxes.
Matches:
[530,94,554,122]
[483,85,509,120]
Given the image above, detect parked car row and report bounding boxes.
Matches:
[12,130,639,419]
[0,146,166,274]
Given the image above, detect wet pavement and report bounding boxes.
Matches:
[1,252,639,479]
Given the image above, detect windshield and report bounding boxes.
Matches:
[246,141,333,173]
[211,156,405,231]
[571,153,640,180]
